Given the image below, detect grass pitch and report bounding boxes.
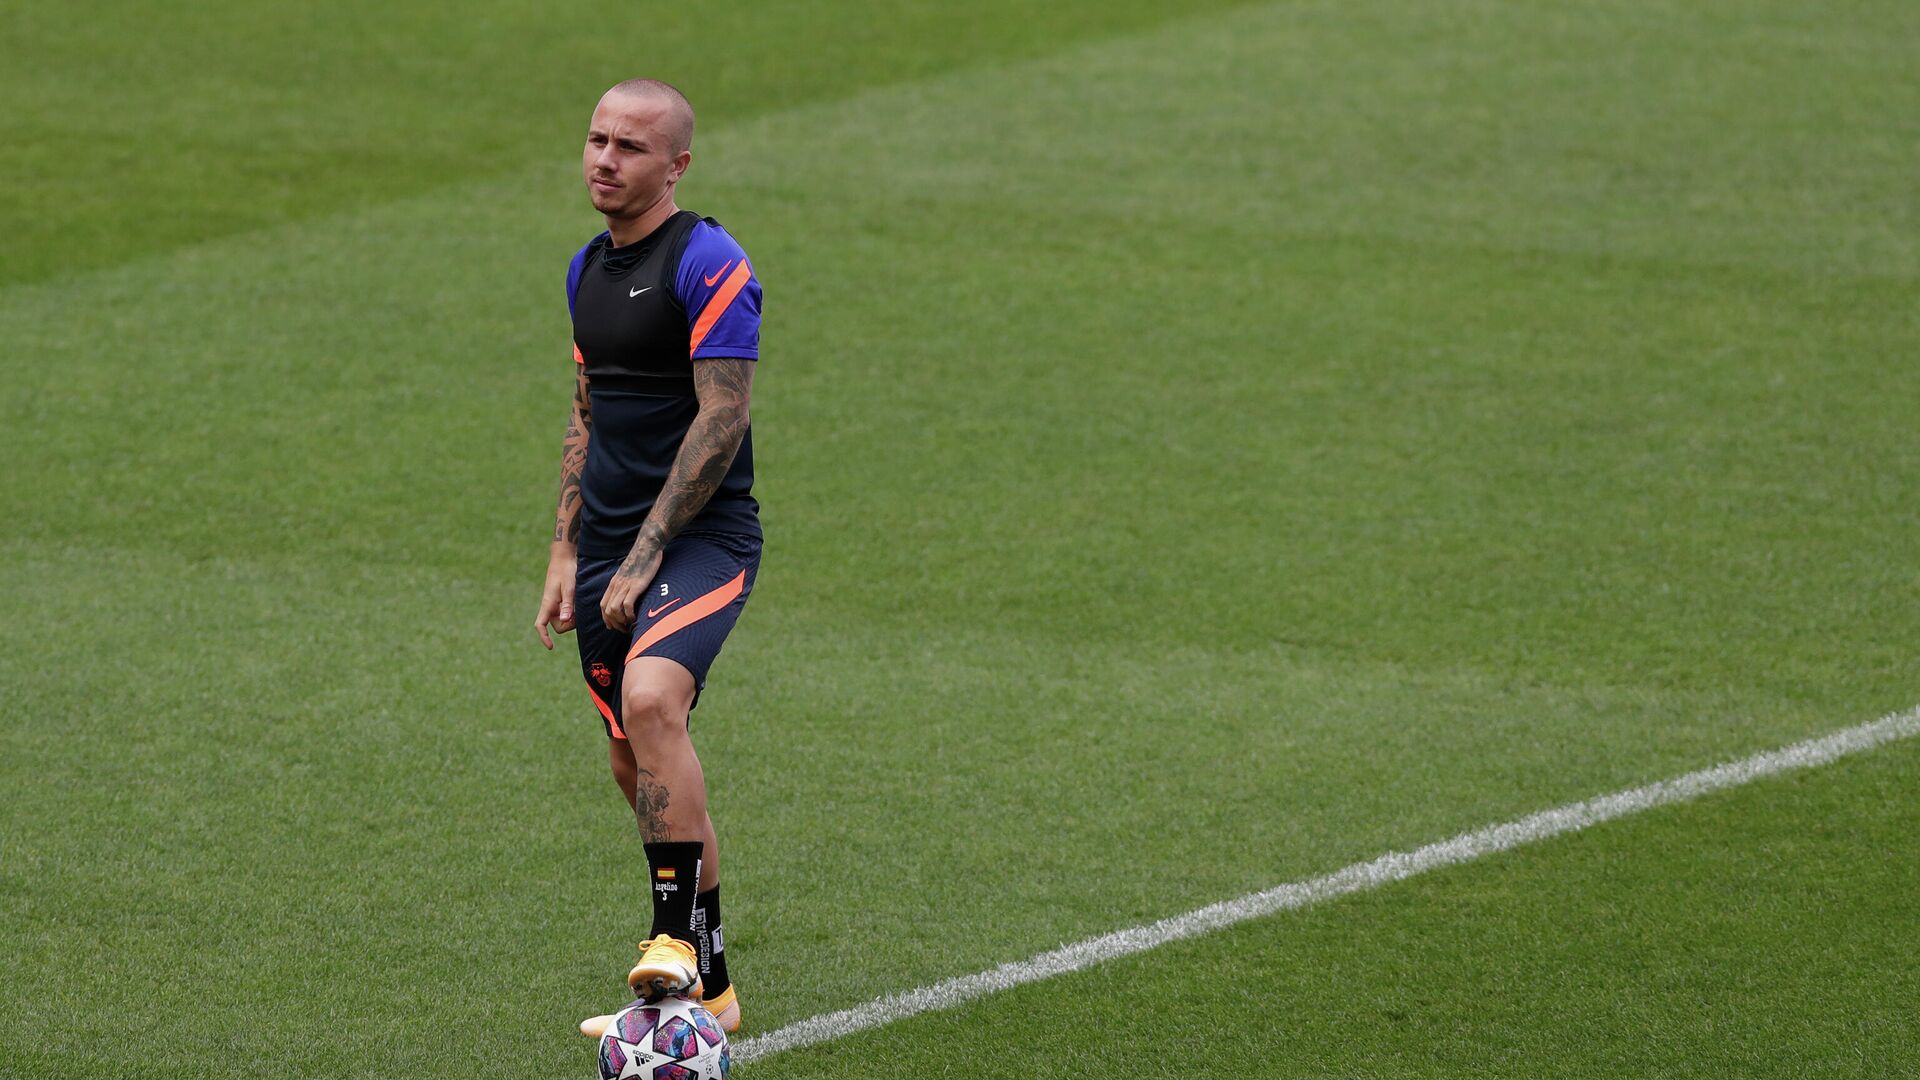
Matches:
[4,1,1917,1077]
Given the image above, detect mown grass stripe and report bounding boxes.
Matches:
[733,705,1920,1063]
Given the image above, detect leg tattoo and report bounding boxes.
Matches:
[634,768,673,842]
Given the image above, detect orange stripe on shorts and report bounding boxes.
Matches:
[625,570,748,665]
[586,682,626,740]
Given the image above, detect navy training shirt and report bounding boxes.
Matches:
[567,210,762,557]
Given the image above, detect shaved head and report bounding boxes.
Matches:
[606,78,695,155]
[584,80,696,243]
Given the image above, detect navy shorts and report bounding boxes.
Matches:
[573,530,761,738]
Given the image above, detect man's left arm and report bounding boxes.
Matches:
[600,358,754,631]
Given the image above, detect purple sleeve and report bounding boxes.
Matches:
[674,222,761,360]
[565,234,600,319]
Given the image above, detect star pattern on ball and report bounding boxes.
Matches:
[683,1041,725,1077]
[607,1035,671,1079]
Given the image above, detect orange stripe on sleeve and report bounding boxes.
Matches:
[573,342,585,365]
[687,261,753,357]
[625,570,747,664]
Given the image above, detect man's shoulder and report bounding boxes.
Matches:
[674,218,754,291]
[565,231,612,316]
[570,230,613,273]
[681,217,750,264]
[673,216,761,359]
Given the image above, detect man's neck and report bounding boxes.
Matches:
[606,193,681,247]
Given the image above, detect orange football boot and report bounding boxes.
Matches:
[627,934,701,1001]
[580,935,745,1037]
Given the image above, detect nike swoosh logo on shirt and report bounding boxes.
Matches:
[646,598,684,618]
[703,261,734,287]
[629,286,652,297]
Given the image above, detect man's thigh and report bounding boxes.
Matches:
[621,532,760,696]
[572,532,760,736]
[573,554,631,738]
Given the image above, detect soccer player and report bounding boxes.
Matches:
[533,79,762,1037]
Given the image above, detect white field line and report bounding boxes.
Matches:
[734,705,1920,1063]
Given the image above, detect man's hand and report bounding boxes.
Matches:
[602,541,664,634]
[535,542,580,649]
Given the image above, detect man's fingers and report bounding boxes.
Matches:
[534,597,556,649]
[603,586,636,633]
[603,579,627,632]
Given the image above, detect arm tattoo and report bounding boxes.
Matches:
[553,368,592,543]
[616,358,754,577]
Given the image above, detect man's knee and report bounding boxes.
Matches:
[620,678,690,744]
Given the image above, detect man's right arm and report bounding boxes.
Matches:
[536,365,591,648]
[555,365,592,544]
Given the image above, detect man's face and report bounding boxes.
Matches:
[583,92,689,220]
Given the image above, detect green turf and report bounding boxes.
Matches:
[4,0,1917,1076]
[757,739,1920,1078]
[0,0,1249,287]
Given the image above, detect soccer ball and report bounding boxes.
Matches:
[597,996,730,1080]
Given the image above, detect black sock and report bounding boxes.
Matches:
[693,885,731,997]
[643,841,703,943]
